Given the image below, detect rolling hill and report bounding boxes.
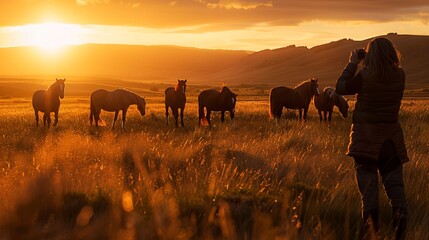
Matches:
[207,33,429,88]
[1,33,429,96]
[0,44,249,82]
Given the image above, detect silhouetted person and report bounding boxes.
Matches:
[336,38,408,240]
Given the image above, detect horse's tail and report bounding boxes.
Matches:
[269,89,275,119]
[198,98,208,126]
[89,96,95,125]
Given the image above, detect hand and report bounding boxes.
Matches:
[349,50,361,64]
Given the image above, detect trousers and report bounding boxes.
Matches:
[353,140,407,212]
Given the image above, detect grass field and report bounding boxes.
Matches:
[0,87,428,239]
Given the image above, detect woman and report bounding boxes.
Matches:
[336,38,408,240]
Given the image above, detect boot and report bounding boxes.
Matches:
[361,208,379,240]
[392,207,407,240]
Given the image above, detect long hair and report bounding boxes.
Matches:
[362,37,401,82]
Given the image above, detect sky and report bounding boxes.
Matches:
[1,0,429,51]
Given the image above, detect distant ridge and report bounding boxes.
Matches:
[207,33,429,88]
[0,44,248,83]
[0,33,428,88]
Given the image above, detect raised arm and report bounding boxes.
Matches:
[335,50,363,95]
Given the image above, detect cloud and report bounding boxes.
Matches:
[1,0,429,31]
[204,0,273,9]
[76,0,109,6]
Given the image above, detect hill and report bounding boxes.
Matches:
[0,44,249,82]
[208,33,429,88]
[1,33,429,95]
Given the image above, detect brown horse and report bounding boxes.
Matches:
[314,87,349,122]
[90,89,146,130]
[269,78,319,120]
[165,79,187,127]
[198,86,238,127]
[32,78,66,128]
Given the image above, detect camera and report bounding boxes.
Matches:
[357,48,366,60]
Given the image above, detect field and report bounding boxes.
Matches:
[0,86,428,240]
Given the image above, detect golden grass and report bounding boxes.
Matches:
[0,94,428,239]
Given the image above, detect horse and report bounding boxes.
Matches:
[198,86,238,127]
[269,78,319,121]
[32,78,66,128]
[165,79,187,127]
[89,89,146,130]
[314,87,349,122]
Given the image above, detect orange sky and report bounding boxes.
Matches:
[1,0,429,51]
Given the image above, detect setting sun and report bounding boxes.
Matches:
[1,1,429,239]
[13,22,85,52]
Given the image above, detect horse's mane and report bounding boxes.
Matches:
[220,86,233,96]
[129,90,142,103]
[46,80,61,94]
[323,87,335,97]
[119,88,140,103]
[221,86,233,92]
[46,82,57,92]
[324,87,347,106]
[295,78,315,89]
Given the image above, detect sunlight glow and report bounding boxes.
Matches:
[13,22,85,52]
[1,20,429,52]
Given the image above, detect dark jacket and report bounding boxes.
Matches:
[336,63,409,163]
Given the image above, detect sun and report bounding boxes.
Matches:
[20,22,85,52]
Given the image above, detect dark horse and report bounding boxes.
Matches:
[198,86,238,127]
[32,78,66,127]
[269,78,319,120]
[314,87,349,122]
[90,89,146,130]
[165,79,187,127]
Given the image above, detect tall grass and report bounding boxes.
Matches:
[0,96,428,239]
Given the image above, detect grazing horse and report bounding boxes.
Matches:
[269,78,319,121]
[198,86,238,127]
[165,79,187,127]
[32,78,66,127]
[314,87,349,122]
[90,89,146,130]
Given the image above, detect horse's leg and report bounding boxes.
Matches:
[90,103,94,126]
[198,106,204,126]
[180,107,184,127]
[318,110,322,122]
[206,110,212,127]
[121,109,128,131]
[299,109,303,120]
[43,113,48,127]
[94,108,101,128]
[328,110,332,123]
[165,105,169,125]
[46,113,52,128]
[172,108,179,128]
[303,107,308,121]
[278,106,283,119]
[220,111,225,123]
[34,110,39,127]
[112,110,119,129]
[53,111,58,127]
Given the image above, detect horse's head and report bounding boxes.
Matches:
[176,79,187,95]
[311,78,319,96]
[221,86,238,118]
[56,78,66,99]
[137,97,146,116]
[339,98,350,118]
